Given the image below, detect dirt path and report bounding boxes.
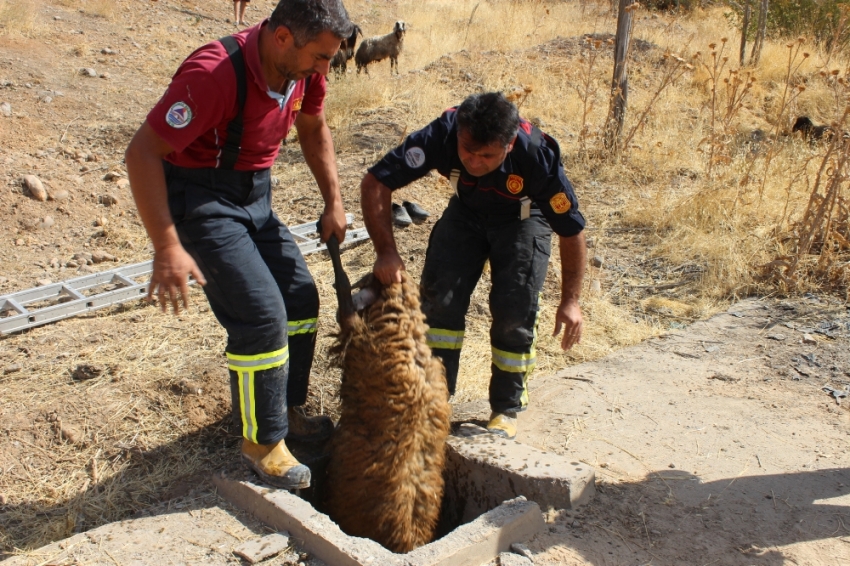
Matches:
[511,298,850,565]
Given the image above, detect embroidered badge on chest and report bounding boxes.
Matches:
[550,192,571,214]
[293,97,303,112]
[165,102,192,129]
[506,174,524,194]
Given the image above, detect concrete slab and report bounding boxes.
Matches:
[233,532,291,563]
[444,424,595,524]
[213,473,544,566]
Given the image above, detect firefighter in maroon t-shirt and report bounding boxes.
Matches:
[125,0,353,490]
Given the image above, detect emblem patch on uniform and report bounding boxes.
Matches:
[165,102,192,129]
[293,97,303,112]
[550,193,571,214]
[506,174,524,194]
[404,147,426,168]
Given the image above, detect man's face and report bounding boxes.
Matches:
[273,28,343,80]
[457,128,516,177]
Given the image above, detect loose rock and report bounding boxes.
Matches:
[0,102,10,117]
[802,334,817,345]
[72,364,104,381]
[91,250,115,263]
[80,68,97,77]
[22,175,47,201]
[99,194,119,207]
[60,424,83,445]
[767,333,787,341]
[590,255,604,268]
[39,215,55,229]
[233,532,290,564]
[3,364,22,375]
[36,279,52,287]
[116,178,130,190]
[50,189,70,201]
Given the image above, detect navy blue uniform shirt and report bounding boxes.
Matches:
[368,107,585,238]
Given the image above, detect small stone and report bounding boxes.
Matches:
[80,68,97,77]
[589,280,601,294]
[99,73,110,80]
[99,194,119,207]
[65,260,79,268]
[102,171,123,181]
[590,255,604,268]
[802,334,817,345]
[3,364,21,375]
[41,96,53,104]
[53,15,62,20]
[585,237,595,248]
[0,102,10,117]
[22,174,47,201]
[95,216,107,227]
[571,520,581,528]
[36,279,52,287]
[668,463,676,468]
[101,47,115,54]
[49,257,60,268]
[60,424,83,444]
[233,533,291,564]
[270,176,281,187]
[14,238,25,246]
[50,189,70,201]
[116,178,130,190]
[39,215,55,229]
[72,364,104,381]
[91,250,115,263]
[767,333,786,341]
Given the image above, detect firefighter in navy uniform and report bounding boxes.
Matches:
[125,0,354,489]
[361,92,586,440]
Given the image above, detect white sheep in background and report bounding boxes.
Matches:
[355,21,406,75]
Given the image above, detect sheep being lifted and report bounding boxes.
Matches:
[355,21,406,75]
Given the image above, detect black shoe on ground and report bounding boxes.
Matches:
[402,200,430,223]
[392,202,413,227]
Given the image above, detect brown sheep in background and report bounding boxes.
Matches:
[330,24,362,76]
[325,272,451,553]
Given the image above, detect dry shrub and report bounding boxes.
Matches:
[0,0,42,37]
[325,273,451,553]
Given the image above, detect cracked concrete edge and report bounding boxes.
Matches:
[212,473,405,566]
[406,497,545,566]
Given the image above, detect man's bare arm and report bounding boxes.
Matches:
[553,231,586,350]
[125,121,206,314]
[295,111,346,243]
[360,172,404,284]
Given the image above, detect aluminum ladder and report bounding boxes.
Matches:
[0,215,369,335]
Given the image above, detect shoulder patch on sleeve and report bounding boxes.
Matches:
[165,102,193,129]
[404,147,426,168]
[550,192,571,214]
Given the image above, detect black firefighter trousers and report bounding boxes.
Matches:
[164,162,319,445]
[420,196,553,414]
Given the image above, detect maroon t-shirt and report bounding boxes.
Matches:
[147,20,326,171]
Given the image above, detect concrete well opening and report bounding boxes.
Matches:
[213,423,595,566]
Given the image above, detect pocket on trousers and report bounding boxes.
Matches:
[529,234,552,289]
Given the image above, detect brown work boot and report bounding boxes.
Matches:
[286,407,334,443]
[241,439,311,490]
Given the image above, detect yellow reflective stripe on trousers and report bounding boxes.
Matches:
[288,318,317,336]
[226,346,289,372]
[426,328,465,350]
[491,347,537,373]
[227,348,289,444]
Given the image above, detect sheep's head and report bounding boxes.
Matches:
[394,21,406,40]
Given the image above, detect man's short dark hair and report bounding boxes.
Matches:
[269,0,353,47]
[456,92,520,147]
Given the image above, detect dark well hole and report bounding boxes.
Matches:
[287,437,492,550]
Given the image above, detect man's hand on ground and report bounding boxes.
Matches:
[373,249,405,285]
[553,299,583,350]
[148,244,207,314]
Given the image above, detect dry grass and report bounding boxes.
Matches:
[0,0,43,37]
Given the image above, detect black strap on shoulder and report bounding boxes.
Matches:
[219,35,247,170]
[528,126,543,156]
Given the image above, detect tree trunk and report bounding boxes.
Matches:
[739,0,751,66]
[604,0,636,153]
[750,0,768,65]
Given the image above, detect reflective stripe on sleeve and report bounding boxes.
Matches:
[287,318,318,336]
[426,328,465,350]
